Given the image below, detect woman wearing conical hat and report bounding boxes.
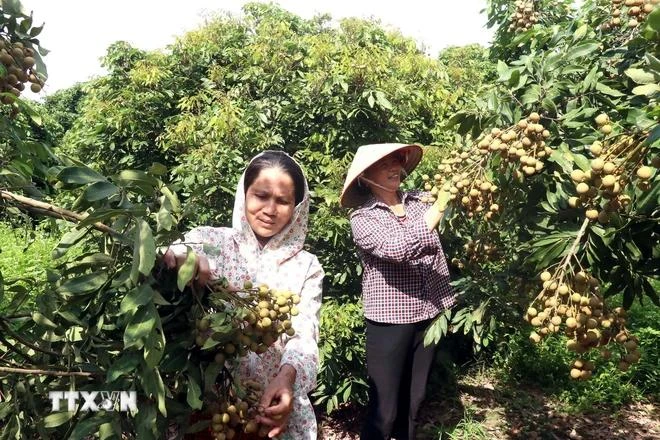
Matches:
[340,143,456,440]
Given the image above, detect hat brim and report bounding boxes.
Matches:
[340,143,423,208]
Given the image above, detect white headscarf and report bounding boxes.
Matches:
[230,151,311,288]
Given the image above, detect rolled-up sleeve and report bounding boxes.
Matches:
[350,210,439,263]
[280,257,324,394]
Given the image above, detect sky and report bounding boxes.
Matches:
[18,0,494,95]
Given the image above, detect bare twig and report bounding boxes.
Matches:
[0,366,100,377]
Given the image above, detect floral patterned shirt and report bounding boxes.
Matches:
[171,157,323,440]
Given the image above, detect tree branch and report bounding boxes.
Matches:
[0,319,61,357]
[1,190,122,237]
[0,366,100,377]
[0,333,38,364]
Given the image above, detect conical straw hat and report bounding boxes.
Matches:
[339,143,423,208]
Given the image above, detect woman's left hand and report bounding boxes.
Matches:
[256,365,297,438]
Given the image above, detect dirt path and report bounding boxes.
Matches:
[318,377,659,439]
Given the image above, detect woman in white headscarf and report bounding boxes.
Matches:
[164,151,323,439]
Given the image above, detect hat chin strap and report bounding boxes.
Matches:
[359,176,398,193]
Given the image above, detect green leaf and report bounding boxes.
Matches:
[83,181,119,202]
[32,311,57,329]
[375,91,392,110]
[124,303,157,349]
[117,170,160,187]
[99,422,120,440]
[595,82,624,97]
[521,84,541,105]
[367,93,375,108]
[632,83,660,96]
[203,363,223,393]
[646,6,660,33]
[59,272,108,296]
[497,60,511,81]
[161,186,181,212]
[107,351,141,382]
[43,411,74,428]
[186,375,203,410]
[572,153,591,172]
[69,413,111,440]
[144,324,166,368]
[120,284,155,314]
[573,23,588,40]
[177,247,197,292]
[131,219,155,283]
[625,68,656,85]
[148,163,168,176]
[156,208,174,232]
[134,403,157,440]
[141,367,167,416]
[52,226,91,259]
[57,166,106,185]
[566,41,599,61]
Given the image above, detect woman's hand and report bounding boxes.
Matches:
[256,364,296,438]
[424,189,450,231]
[162,249,211,286]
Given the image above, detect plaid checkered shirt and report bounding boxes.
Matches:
[350,190,456,324]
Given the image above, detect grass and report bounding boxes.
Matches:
[0,221,59,310]
[442,407,491,440]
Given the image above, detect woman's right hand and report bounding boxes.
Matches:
[162,249,211,286]
[424,189,450,231]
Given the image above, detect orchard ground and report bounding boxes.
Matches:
[319,367,660,440]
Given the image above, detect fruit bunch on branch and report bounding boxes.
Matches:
[526,219,641,378]
[187,277,301,437]
[602,0,659,30]
[569,114,656,225]
[509,0,541,33]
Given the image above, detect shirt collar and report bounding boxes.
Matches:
[360,190,421,211]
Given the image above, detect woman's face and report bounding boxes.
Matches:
[362,153,404,192]
[245,167,296,242]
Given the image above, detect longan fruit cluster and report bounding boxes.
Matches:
[477,112,553,178]
[421,170,501,220]
[568,114,656,223]
[602,0,658,30]
[420,112,552,225]
[509,0,540,33]
[450,237,500,269]
[194,283,300,361]
[0,38,45,104]
[207,380,271,439]
[526,268,640,379]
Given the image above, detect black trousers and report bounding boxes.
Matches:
[361,318,437,440]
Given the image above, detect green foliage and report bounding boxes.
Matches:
[557,368,643,412]
[57,2,455,299]
[493,328,652,412]
[438,44,497,108]
[431,0,660,363]
[40,82,87,144]
[313,298,368,413]
[494,330,574,389]
[0,222,58,309]
[485,0,576,63]
[1,1,658,437]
